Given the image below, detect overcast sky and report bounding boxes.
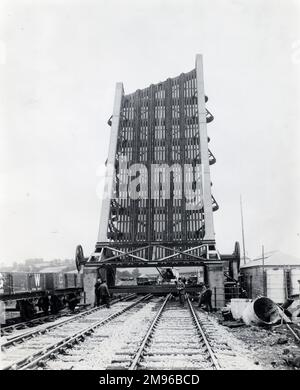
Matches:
[0,0,300,265]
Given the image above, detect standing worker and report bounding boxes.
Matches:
[99,279,110,308]
[198,283,205,307]
[204,285,213,312]
[176,277,186,306]
[94,277,102,307]
[198,285,213,312]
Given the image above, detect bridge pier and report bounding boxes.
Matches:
[206,262,225,309]
[83,269,97,306]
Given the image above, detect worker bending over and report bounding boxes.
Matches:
[198,284,213,312]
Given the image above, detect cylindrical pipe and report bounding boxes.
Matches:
[242,297,281,325]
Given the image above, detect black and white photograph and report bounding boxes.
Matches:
[0,0,300,375]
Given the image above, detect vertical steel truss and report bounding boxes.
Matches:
[92,55,220,267]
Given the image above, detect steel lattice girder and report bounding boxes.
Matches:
[96,55,217,266]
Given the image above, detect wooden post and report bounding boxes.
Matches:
[262,245,265,296]
[240,195,246,265]
[284,269,289,300]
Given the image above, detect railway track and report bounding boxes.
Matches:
[1,294,261,370]
[1,293,136,348]
[0,293,142,370]
[1,307,89,337]
[108,294,220,370]
[106,295,259,370]
[1,294,136,340]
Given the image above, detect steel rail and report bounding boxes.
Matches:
[187,296,221,370]
[128,294,220,370]
[1,307,88,336]
[1,295,129,334]
[128,293,171,370]
[2,294,152,370]
[1,293,136,349]
[2,314,63,335]
[277,308,300,343]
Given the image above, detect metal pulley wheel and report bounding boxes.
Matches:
[75,245,85,272]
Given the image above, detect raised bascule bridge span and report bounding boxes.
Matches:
[76,54,240,308]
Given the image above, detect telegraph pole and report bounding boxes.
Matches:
[262,244,265,295]
[240,195,246,265]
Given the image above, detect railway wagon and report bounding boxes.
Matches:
[0,272,47,295]
[44,272,82,290]
[116,277,136,286]
[0,271,83,296]
[0,271,83,321]
[136,276,157,286]
[65,272,83,288]
[45,272,65,290]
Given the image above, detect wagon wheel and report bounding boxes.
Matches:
[75,245,85,272]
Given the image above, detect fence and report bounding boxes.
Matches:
[193,286,245,310]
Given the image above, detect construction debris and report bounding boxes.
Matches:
[220,306,234,321]
[285,356,300,368]
[271,337,288,345]
[230,299,252,321]
[216,318,300,370]
[286,299,300,319]
[222,321,246,329]
[242,297,281,326]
